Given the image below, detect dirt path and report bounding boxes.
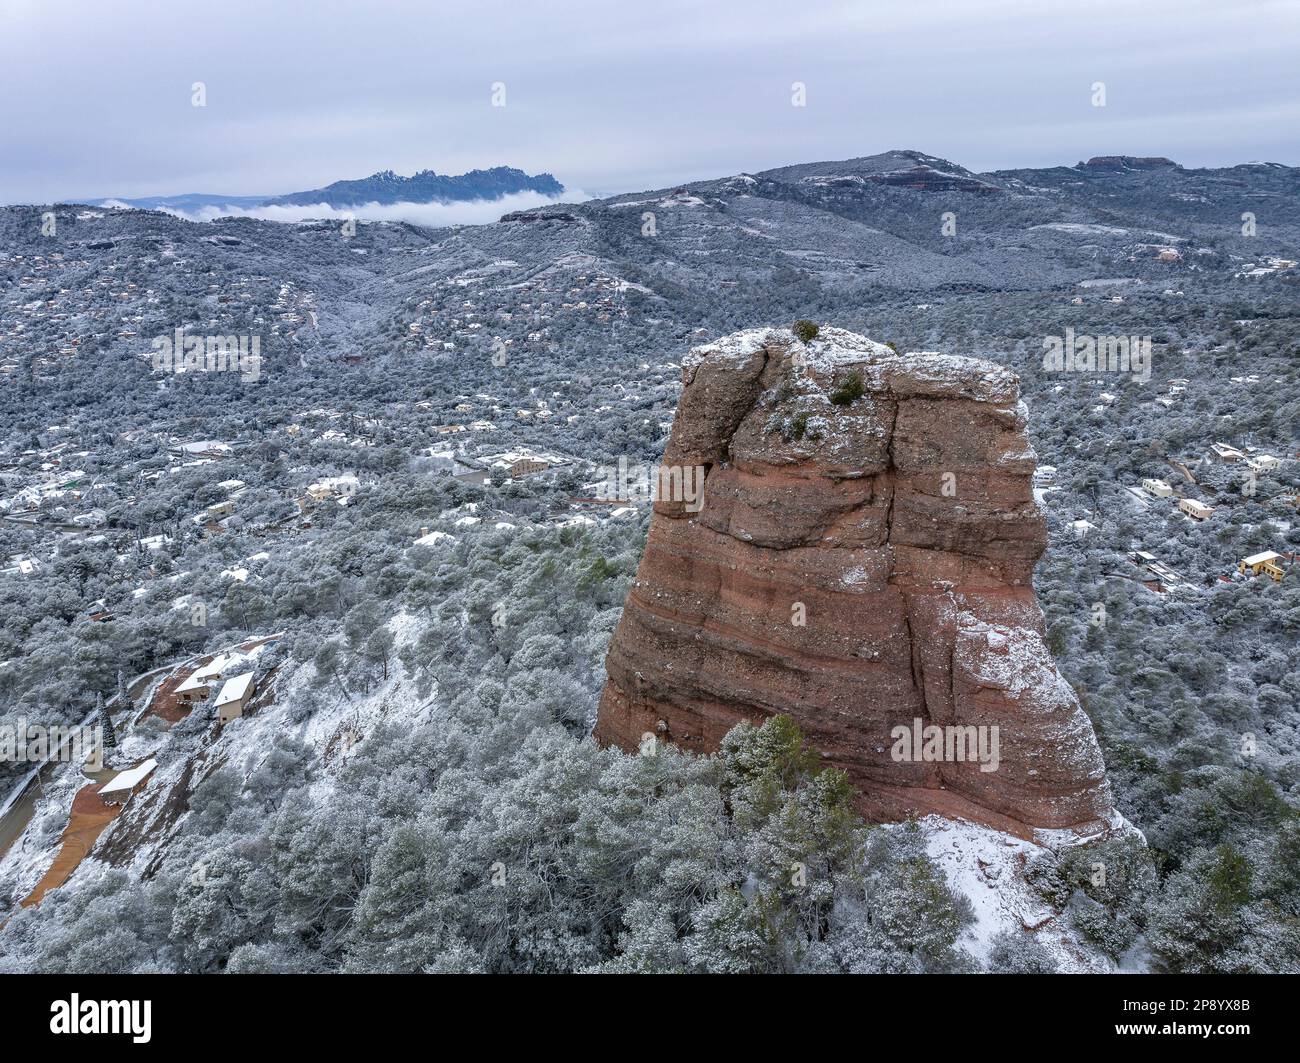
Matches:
[20,784,121,908]
[1167,458,1198,485]
[0,670,156,857]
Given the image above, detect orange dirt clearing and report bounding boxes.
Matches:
[20,784,121,908]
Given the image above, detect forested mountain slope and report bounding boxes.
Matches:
[0,150,1297,972]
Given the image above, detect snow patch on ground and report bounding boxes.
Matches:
[1031,222,1130,237]
[840,565,870,588]
[915,815,1113,973]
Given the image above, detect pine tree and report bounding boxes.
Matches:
[97,691,117,751]
[116,669,132,715]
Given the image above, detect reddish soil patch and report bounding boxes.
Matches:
[20,784,121,908]
[147,666,198,724]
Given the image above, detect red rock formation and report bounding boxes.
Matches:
[595,327,1115,839]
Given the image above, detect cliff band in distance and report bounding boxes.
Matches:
[595,326,1117,840]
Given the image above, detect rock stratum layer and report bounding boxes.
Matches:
[595,327,1115,839]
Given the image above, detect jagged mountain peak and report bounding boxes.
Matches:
[265,165,564,208]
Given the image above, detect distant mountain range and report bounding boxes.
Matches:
[99,166,564,212]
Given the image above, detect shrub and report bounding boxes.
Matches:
[987,930,1057,973]
[829,371,865,406]
[792,320,819,343]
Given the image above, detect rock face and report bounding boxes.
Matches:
[595,327,1115,839]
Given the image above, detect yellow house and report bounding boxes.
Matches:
[1239,551,1286,582]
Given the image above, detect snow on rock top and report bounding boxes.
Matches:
[683,326,1021,405]
[681,326,773,372]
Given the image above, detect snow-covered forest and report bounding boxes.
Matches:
[1,151,1298,972]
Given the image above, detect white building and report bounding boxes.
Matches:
[99,759,158,805]
[215,672,256,725]
[1210,442,1245,463]
[307,475,360,503]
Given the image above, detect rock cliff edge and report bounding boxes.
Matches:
[595,326,1115,840]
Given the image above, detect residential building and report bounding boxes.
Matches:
[99,759,158,805]
[1239,551,1287,582]
[174,671,215,705]
[215,672,256,725]
[307,474,359,502]
[1179,498,1214,521]
[1129,550,1184,591]
[1246,454,1281,473]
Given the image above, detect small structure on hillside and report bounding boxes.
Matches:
[1239,551,1287,582]
[174,671,216,705]
[1246,454,1281,473]
[1179,498,1214,521]
[98,759,158,806]
[1210,442,1245,464]
[1142,478,1174,498]
[214,672,256,725]
[412,529,456,548]
[1129,550,1184,590]
[174,653,242,706]
[307,475,359,503]
[506,455,548,476]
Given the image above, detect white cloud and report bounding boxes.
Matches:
[107,189,589,228]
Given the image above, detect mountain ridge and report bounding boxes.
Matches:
[91,165,564,213]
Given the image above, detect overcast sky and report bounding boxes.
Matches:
[2,0,1298,205]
